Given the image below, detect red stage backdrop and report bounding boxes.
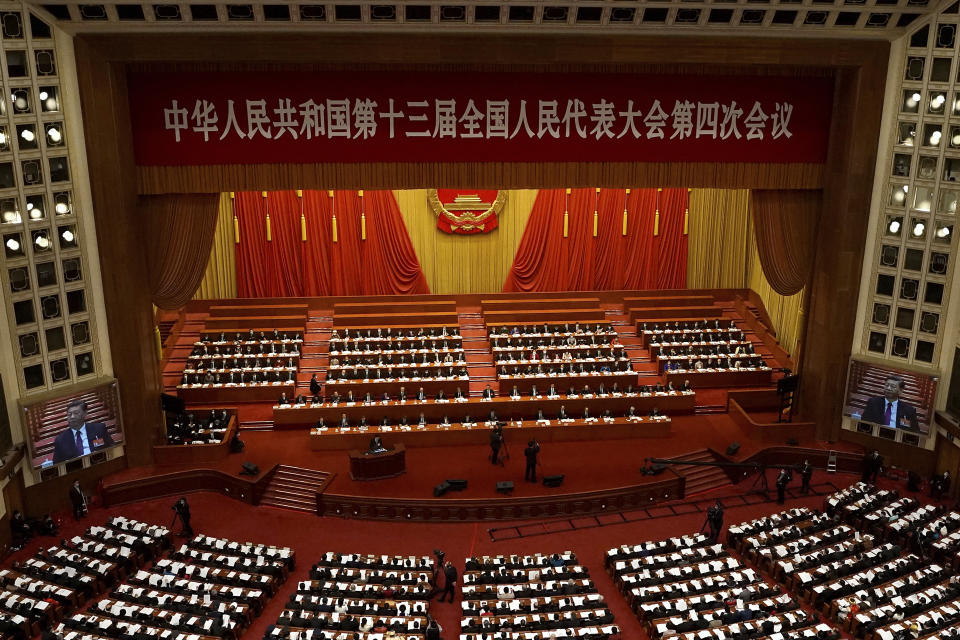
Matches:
[128,71,832,165]
[504,188,688,292]
[234,190,429,297]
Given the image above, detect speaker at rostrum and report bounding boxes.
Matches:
[725,442,741,456]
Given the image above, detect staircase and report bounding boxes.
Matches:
[259,465,332,513]
[673,449,734,496]
[459,308,497,397]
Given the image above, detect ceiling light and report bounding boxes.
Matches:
[55,202,69,215]
[888,219,901,233]
[930,130,942,144]
[2,210,18,223]
[20,129,34,143]
[912,222,925,237]
[44,97,57,111]
[912,92,922,102]
[34,235,49,249]
[13,95,27,111]
[61,229,74,243]
[46,127,62,144]
[936,226,952,238]
[5,238,19,252]
[28,208,41,220]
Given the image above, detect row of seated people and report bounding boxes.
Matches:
[326,366,468,383]
[661,355,769,373]
[928,511,960,562]
[640,319,739,334]
[172,536,295,584]
[180,370,296,386]
[267,551,436,640]
[282,381,692,408]
[166,410,231,445]
[497,361,633,377]
[655,342,755,358]
[330,327,462,358]
[332,326,460,341]
[199,330,303,344]
[187,356,299,373]
[192,341,302,357]
[329,352,465,368]
[489,323,616,338]
[645,330,749,351]
[313,405,670,434]
[494,345,626,366]
[460,552,618,640]
[327,359,467,381]
[606,531,824,640]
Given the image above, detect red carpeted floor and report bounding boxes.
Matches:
[16,469,896,640]
[104,412,860,500]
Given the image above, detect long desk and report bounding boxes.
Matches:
[484,309,607,323]
[497,372,636,395]
[481,297,601,311]
[665,369,774,388]
[348,444,406,480]
[333,311,460,328]
[208,304,308,317]
[625,295,714,308]
[178,382,296,403]
[275,392,695,429]
[334,300,457,315]
[323,378,468,397]
[311,417,672,450]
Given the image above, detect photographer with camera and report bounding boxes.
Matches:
[171,497,193,537]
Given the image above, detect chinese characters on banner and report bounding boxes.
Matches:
[128,71,833,165]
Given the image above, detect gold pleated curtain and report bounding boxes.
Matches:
[195,193,238,299]
[686,189,752,289]
[141,193,220,309]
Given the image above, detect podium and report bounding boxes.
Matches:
[349,444,406,480]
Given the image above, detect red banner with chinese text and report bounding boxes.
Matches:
[127,71,833,166]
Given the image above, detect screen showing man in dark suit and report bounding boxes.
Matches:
[51,399,114,464]
[861,375,920,431]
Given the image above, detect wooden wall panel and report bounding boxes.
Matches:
[799,66,887,441]
[74,40,162,468]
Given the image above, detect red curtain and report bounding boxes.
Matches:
[234,190,429,297]
[504,188,688,292]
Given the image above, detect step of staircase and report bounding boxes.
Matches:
[672,449,734,496]
[259,465,332,513]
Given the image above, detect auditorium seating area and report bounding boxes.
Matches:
[460,552,618,639]
[267,551,434,640]
[45,519,290,640]
[178,330,304,403]
[165,409,233,445]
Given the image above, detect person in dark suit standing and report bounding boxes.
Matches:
[309,374,321,398]
[68,480,87,520]
[437,562,458,603]
[524,439,541,483]
[861,375,920,431]
[489,425,504,466]
[52,399,114,464]
[776,468,792,505]
[861,450,883,483]
[799,460,813,494]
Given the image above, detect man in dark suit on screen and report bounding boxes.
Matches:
[51,399,114,464]
[861,375,919,431]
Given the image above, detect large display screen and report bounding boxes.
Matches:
[22,379,124,469]
[844,359,938,434]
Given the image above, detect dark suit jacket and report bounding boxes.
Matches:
[862,396,919,431]
[52,422,114,464]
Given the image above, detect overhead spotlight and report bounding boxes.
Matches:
[5,238,19,252]
[952,132,960,146]
[34,235,49,249]
[2,210,18,223]
[893,190,906,204]
[0,131,7,146]
[12,94,27,111]
[912,92,922,102]
[930,130,942,144]
[46,127,62,144]
[61,229,74,243]
[20,129,34,143]
[912,222,925,237]
[888,219,902,234]
[54,202,69,215]
[44,97,57,111]
[932,94,946,109]
[39,91,48,101]
[907,96,918,108]
[936,226,952,238]
[28,206,41,220]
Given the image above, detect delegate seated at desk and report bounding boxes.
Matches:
[367,436,388,454]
